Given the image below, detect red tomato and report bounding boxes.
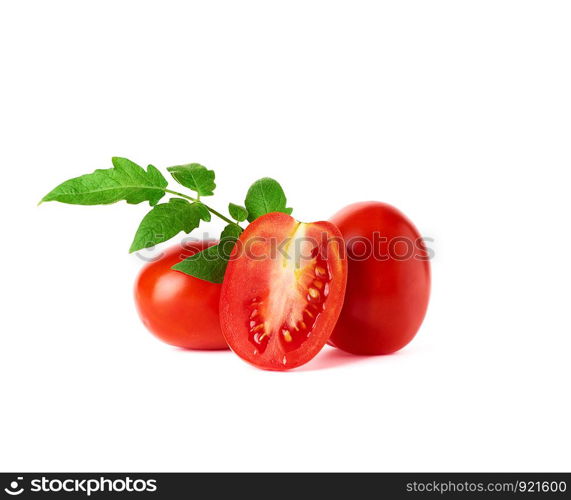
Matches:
[220,212,347,370]
[134,241,228,350]
[329,202,431,355]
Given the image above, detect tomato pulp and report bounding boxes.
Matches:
[134,241,228,350]
[220,212,347,370]
[329,202,431,355]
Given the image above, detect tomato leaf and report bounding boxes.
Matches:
[172,223,242,283]
[40,157,168,206]
[219,223,242,245]
[192,202,211,222]
[228,203,248,222]
[244,177,293,222]
[129,199,211,253]
[167,163,216,197]
[172,245,228,283]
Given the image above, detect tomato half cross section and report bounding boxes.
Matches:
[220,212,348,370]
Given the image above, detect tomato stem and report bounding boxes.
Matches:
[164,189,241,228]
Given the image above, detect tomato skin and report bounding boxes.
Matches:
[220,212,347,370]
[134,241,228,350]
[329,202,430,355]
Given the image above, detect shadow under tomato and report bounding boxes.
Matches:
[172,346,231,353]
[172,342,408,372]
[294,345,376,372]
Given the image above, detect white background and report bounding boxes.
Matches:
[1,1,570,472]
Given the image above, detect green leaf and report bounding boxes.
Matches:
[193,202,211,222]
[129,199,211,253]
[228,202,248,222]
[172,245,228,283]
[219,223,242,249]
[167,163,216,197]
[244,177,293,222]
[40,157,168,206]
[172,223,242,283]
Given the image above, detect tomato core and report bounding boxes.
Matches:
[247,251,332,355]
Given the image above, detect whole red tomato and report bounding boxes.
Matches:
[134,241,228,350]
[329,202,431,355]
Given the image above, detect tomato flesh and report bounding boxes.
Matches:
[220,212,347,370]
[329,202,431,355]
[134,241,228,350]
[247,250,332,354]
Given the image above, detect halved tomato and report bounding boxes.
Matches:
[220,212,347,370]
